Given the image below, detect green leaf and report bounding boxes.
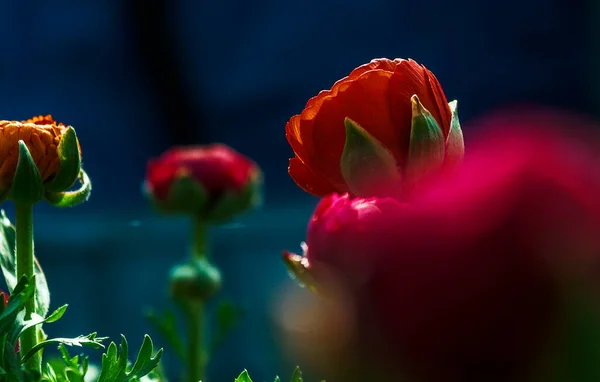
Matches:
[45,305,67,324]
[97,334,163,382]
[145,309,185,360]
[340,117,400,197]
[21,332,106,364]
[0,211,50,318]
[16,304,69,349]
[44,127,82,193]
[0,276,34,334]
[274,377,280,382]
[41,346,90,382]
[211,301,244,353]
[44,363,59,381]
[9,141,44,204]
[235,370,253,382]
[290,366,303,382]
[0,277,35,377]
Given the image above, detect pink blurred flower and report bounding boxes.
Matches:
[285,114,600,381]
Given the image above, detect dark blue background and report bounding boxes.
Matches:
[0,0,596,380]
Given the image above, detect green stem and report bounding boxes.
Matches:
[192,219,207,258]
[186,302,205,382]
[15,203,41,373]
[187,218,207,382]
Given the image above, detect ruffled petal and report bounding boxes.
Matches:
[288,157,345,197]
[347,58,400,80]
[310,70,399,187]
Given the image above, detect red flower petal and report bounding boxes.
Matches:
[288,157,344,196]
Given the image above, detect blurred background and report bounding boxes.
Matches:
[0,0,596,380]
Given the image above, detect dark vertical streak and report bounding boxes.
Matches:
[123,0,206,144]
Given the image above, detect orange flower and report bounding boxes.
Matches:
[0,115,71,189]
[286,58,460,197]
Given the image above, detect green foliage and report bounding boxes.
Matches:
[0,276,35,379]
[147,299,243,363]
[96,334,163,382]
[290,366,303,382]
[22,333,106,364]
[0,211,163,381]
[41,345,91,382]
[0,210,50,317]
[234,370,252,382]
[146,309,185,360]
[235,367,324,382]
[211,301,244,353]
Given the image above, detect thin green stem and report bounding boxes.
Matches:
[186,302,206,382]
[187,217,208,382]
[192,218,207,259]
[15,203,41,373]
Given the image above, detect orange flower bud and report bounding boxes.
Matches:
[0,115,75,190]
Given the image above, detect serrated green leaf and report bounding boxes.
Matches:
[97,334,163,382]
[21,332,106,363]
[235,370,252,382]
[274,376,280,382]
[290,366,303,382]
[128,335,162,377]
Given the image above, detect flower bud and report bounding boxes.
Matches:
[145,144,262,223]
[0,115,88,206]
[169,258,222,303]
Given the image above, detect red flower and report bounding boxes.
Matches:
[286,123,600,381]
[145,144,262,221]
[286,58,462,197]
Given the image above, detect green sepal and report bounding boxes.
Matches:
[9,141,43,205]
[444,100,465,166]
[169,258,222,303]
[44,127,82,193]
[340,118,400,197]
[44,169,92,207]
[152,173,208,215]
[405,95,445,183]
[205,169,263,223]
